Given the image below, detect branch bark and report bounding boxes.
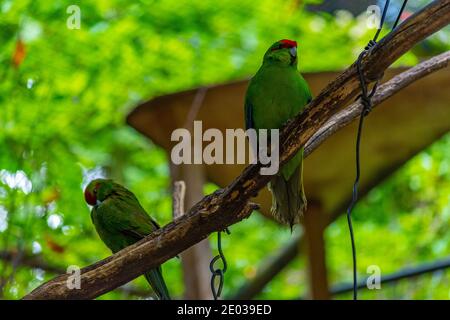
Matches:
[23,0,450,300]
[0,251,154,298]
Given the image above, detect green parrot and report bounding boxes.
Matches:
[245,39,312,229]
[84,178,170,300]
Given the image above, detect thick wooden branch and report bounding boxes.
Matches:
[305,50,450,157]
[23,0,450,300]
[0,251,152,297]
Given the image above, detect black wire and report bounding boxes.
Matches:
[348,53,368,301]
[393,0,409,30]
[373,0,390,42]
[347,0,388,300]
[347,0,409,301]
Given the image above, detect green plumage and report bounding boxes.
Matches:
[245,40,312,228]
[85,179,170,300]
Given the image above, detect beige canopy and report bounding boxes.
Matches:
[127,68,450,218]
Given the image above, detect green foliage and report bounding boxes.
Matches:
[0,0,449,299]
[325,135,450,300]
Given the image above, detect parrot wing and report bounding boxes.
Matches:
[100,195,160,241]
[299,73,313,106]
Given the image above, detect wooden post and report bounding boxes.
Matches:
[303,203,330,299]
[171,163,213,300]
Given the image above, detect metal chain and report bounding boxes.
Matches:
[347,0,408,300]
[209,228,230,300]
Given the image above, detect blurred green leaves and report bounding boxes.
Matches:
[0,0,449,299]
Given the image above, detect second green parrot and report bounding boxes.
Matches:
[84,178,170,300]
[245,39,312,229]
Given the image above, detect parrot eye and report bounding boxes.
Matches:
[93,183,101,195]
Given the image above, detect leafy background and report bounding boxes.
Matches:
[0,0,449,299]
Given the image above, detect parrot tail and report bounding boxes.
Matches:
[268,165,307,231]
[144,267,171,300]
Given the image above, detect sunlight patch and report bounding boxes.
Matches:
[0,206,8,232]
[47,214,63,229]
[0,170,32,194]
[32,241,42,254]
[80,166,106,191]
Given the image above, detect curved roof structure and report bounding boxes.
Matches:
[127,68,450,217]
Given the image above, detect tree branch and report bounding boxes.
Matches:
[305,50,450,157]
[0,251,154,298]
[23,0,450,299]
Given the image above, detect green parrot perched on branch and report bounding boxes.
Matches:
[245,39,312,229]
[84,179,171,300]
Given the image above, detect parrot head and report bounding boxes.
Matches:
[84,179,114,206]
[263,39,298,66]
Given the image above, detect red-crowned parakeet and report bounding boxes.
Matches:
[245,39,312,229]
[84,178,170,300]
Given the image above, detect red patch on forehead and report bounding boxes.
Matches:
[84,183,99,206]
[280,39,297,48]
[84,189,96,205]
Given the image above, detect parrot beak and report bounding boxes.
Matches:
[289,46,297,58]
[289,46,297,65]
[96,199,102,206]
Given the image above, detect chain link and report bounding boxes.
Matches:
[210,228,230,300]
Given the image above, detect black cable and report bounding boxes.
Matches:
[393,0,409,30]
[347,51,372,301]
[347,0,409,301]
[346,0,398,300]
[373,0,390,42]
